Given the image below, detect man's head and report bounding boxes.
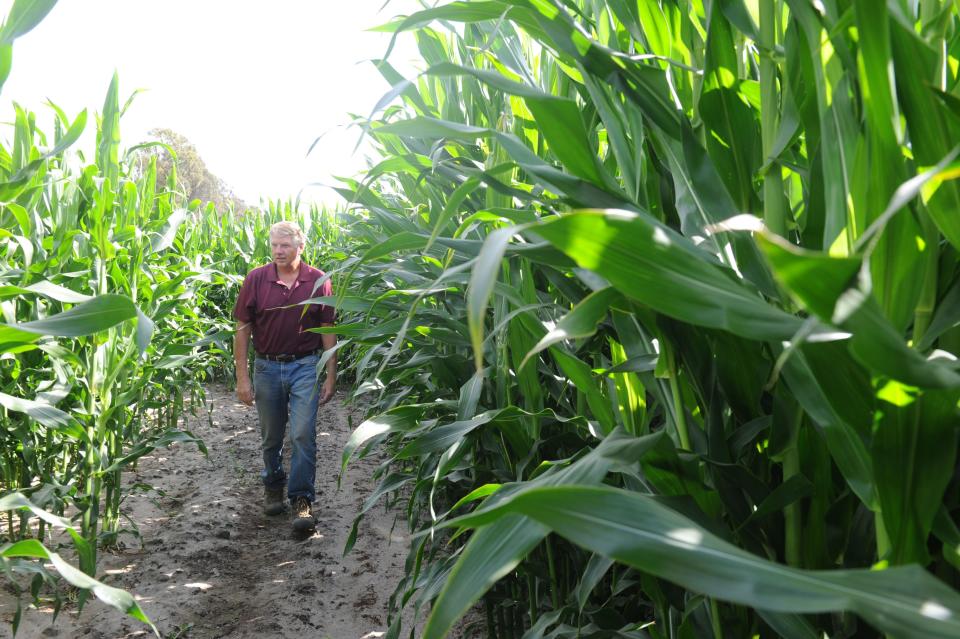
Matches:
[269,221,305,268]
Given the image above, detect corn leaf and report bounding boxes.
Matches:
[1,294,138,338]
[446,484,960,638]
[530,210,805,341]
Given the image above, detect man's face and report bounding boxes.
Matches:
[270,233,302,266]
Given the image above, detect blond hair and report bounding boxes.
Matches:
[269,221,305,247]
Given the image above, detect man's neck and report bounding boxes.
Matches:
[276,259,302,278]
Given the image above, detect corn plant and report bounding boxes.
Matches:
[340,1,960,637]
[0,3,242,630]
[0,3,353,636]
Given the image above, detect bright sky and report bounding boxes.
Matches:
[1,0,426,206]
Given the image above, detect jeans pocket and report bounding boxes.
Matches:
[254,360,268,374]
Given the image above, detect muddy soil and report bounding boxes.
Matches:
[0,385,422,639]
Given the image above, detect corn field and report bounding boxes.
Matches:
[3,0,960,637]
[336,0,960,637]
[0,1,342,630]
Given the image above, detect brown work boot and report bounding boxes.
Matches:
[263,486,285,516]
[291,496,315,532]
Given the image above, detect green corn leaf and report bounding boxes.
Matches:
[1,538,49,559]
[0,0,57,47]
[456,370,484,421]
[933,508,960,572]
[0,493,72,531]
[46,552,155,630]
[8,107,86,182]
[399,406,571,459]
[428,176,481,250]
[467,226,515,370]
[0,294,138,338]
[671,127,777,295]
[530,210,805,341]
[445,484,960,638]
[427,62,609,186]
[98,72,121,187]
[854,1,922,330]
[449,484,502,514]
[717,0,760,41]
[873,385,960,565]
[341,405,429,477]
[845,297,960,389]
[755,609,821,639]
[759,234,960,388]
[375,1,548,48]
[737,473,814,530]
[551,346,616,433]
[148,207,188,253]
[521,287,624,369]
[424,514,549,639]
[0,281,90,303]
[0,392,81,435]
[0,494,156,634]
[575,553,614,613]
[299,295,398,315]
[516,0,681,138]
[781,348,876,509]
[891,22,960,251]
[376,117,633,208]
[919,279,960,351]
[701,4,759,211]
[520,609,565,639]
[0,107,87,195]
[603,354,658,375]
[343,473,415,556]
[370,58,432,116]
[757,234,862,319]
[135,308,155,355]
[25,280,90,303]
[818,78,859,253]
[0,44,11,95]
[376,116,488,139]
[423,429,665,639]
[358,231,429,262]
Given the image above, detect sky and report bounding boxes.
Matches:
[0,0,426,205]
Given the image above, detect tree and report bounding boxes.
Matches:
[132,128,247,212]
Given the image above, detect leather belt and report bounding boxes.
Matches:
[256,350,319,362]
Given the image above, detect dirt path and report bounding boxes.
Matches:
[1,384,415,638]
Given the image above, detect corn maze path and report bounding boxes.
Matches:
[2,385,413,639]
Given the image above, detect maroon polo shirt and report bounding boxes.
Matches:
[233,261,335,356]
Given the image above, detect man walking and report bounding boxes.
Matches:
[233,221,336,532]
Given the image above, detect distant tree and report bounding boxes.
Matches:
[131,128,247,212]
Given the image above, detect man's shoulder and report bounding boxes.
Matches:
[245,263,274,280]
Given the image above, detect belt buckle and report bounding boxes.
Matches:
[277,353,296,362]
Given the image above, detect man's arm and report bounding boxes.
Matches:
[319,324,336,405]
[235,322,254,406]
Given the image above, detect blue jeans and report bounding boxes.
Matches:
[253,355,320,503]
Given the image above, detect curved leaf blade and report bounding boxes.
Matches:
[458,485,960,638]
[532,210,804,341]
[4,294,138,338]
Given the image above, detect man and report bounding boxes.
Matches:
[233,221,336,532]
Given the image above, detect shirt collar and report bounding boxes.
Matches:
[272,261,311,283]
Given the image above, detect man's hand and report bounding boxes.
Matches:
[319,376,336,405]
[237,378,254,406]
